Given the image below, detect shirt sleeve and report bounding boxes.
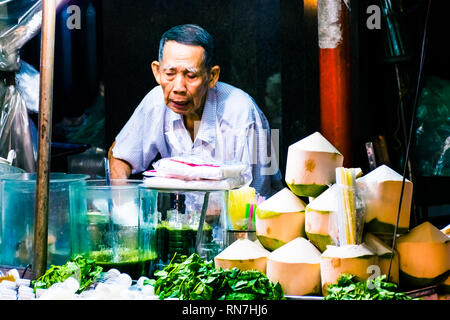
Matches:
[112,92,160,174]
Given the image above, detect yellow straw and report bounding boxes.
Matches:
[228,187,255,230]
[346,169,356,244]
[338,168,347,243]
[337,167,357,245]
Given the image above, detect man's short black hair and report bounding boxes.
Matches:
[158,24,215,69]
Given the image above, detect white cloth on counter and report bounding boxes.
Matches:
[142,176,245,191]
[145,156,249,181]
[142,155,251,190]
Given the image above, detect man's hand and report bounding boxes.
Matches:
[108,141,132,179]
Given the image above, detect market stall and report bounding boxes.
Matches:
[0,0,448,302]
[1,130,448,300]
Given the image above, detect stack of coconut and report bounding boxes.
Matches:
[212,132,449,297]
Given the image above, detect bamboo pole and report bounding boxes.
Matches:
[33,0,56,279]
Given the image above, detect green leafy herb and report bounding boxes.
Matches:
[32,255,103,293]
[325,273,417,300]
[153,253,285,300]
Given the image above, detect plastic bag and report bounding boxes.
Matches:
[143,176,246,191]
[16,61,40,113]
[148,154,252,182]
[333,167,367,246]
[0,82,36,172]
[143,154,252,191]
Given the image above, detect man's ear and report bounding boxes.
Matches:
[208,65,220,88]
[151,61,161,84]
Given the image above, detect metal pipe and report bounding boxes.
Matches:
[195,191,210,254]
[318,0,352,166]
[33,0,56,279]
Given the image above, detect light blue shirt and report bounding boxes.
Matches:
[113,81,282,197]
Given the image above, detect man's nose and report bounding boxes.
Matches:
[172,73,187,94]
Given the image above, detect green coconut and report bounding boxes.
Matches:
[214,239,270,274]
[285,132,343,198]
[395,222,449,289]
[363,232,399,284]
[266,237,322,296]
[320,244,377,295]
[304,184,339,252]
[255,188,306,251]
[356,165,413,235]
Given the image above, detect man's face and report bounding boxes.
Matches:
[152,41,218,118]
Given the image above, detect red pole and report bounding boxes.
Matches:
[318,0,352,167]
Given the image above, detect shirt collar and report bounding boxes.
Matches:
[165,86,217,149]
[166,105,183,130]
[194,87,217,148]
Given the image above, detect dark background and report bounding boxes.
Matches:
[99,0,450,177]
[99,0,284,155]
[20,0,450,228]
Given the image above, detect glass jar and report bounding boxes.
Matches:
[0,173,89,268]
[139,186,228,270]
[70,179,158,279]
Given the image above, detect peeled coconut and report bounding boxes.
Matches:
[255,188,306,251]
[320,244,377,295]
[304,184,339,252]
[214,239,270,273]
[395,221,449,289]
[363,233,399,284]
[356,165,413,235]
[285,132,343,198]
[266,237,322,296]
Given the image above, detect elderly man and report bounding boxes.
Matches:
[109,24,281,198]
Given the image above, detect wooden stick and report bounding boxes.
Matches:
[33,0,56,279]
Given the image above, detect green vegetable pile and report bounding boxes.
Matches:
[325,273,416,300]
[152,253,285,300]
[32,255,103,293]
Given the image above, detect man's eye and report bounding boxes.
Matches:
[186,73,197,79]
[165,72,175,77]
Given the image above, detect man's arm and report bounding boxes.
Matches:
[108,141,132,179]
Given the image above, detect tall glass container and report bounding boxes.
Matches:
[0,173,89,268]
[139,186,228,270]
[70,180,158,279]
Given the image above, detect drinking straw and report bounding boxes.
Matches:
[245,203,250,218]
[248,204,256,231]
[228,187,255,229]
[246,204,252,231]
[336,167,357,245]
[345,168,356,244]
